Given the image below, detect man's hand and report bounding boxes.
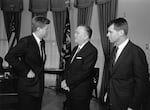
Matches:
[27,70,35,78]
[61,80,67,88]
[64,86,70,91]
[61,80,70,91]
[127,107,133,110]
[104,92,108,102]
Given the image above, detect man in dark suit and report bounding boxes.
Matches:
[5,16,50,110]
[61,25,98,110]
[104,17,149,110]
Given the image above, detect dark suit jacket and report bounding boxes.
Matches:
[108,41,149,109]
[5,35,46,97]
[0,57,4,75]
[64,41,98,98]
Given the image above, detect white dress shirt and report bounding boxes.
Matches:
[33,33,42,56]
[115,39,129,62]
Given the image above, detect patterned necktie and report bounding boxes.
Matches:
[111,46,118,65]
[71,47,80,63]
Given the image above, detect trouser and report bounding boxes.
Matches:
[18,93,42,110]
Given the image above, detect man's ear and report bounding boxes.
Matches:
[37,27,41,31]
[119,30,124,36]
[84,33,89,40]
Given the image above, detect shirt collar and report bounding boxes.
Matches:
[118,38,129,50]
[78,41,88,49]
[33,33,41,44]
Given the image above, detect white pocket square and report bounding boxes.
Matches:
[76,57,82,59]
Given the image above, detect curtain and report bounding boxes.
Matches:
[32,12,47,18]
[0,0,1,8]
[29,0,49,17]
[1,0,23,50]
[50,0,67,68]
[61,8,71,69]
[1,0,23,12]
[3,12,22,49]
[0,10,8,66]
[74,0,94,26]
[95,0,118,103]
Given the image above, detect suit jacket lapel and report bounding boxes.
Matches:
[31,35,43,62]
[71,42,90,61]
[66,42,90,69]
[77,42,90,54]
[66,46,78,67]
[112,41,131,74]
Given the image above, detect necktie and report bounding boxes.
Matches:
[40,40,44,60]
[111,46,118,65]
[71,47,80,63]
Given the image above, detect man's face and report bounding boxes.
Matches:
[74,26,86,45]
[39,25,49,39]
[107,24,120,44]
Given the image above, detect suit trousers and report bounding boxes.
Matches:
[66,97,91,110]
[18,93,42,110]
[65,88,92,110]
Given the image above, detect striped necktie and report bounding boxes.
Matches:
[112,46,118,65]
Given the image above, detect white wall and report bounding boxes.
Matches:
[117,0,150,71]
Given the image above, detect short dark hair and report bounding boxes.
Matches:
[108,17,128,35]
[85,25,92,39]
[32,16,50,32]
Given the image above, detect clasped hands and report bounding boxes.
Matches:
[61,80,70,91]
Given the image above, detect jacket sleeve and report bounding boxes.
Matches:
[130,47,149,108]
[5,38,30,77]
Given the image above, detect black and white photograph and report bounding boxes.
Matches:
[0,0,150,110]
